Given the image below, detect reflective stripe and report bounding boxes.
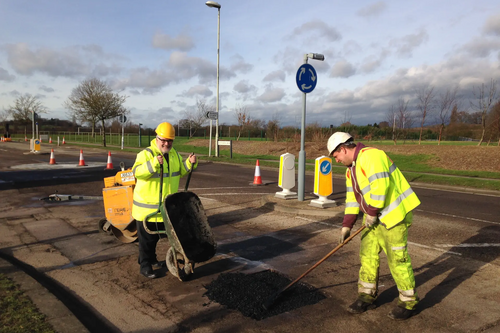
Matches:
[379,187,416,219]
[346,186,353,192]
[359,280,377,289]
[133,200,159,209]
[370,194,385,201]
[345,202,360,208]
[368,171,389,183]
[132,165,139,175]
[145,148,153,156]
[398,288,416,302]
[392,245,407,251]
[146,160,154,174]
[389,163,397,174]
[359,280,377,295]
[361,184,371,196]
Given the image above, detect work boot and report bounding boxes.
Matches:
[152,260,166,269]
[140,265,157,279]
[388,306,415,321]
[347,299,376,314]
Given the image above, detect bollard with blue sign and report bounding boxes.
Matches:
[309,156,336,208]
[275,153,297,199]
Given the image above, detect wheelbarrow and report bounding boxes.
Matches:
[143,161,217,281]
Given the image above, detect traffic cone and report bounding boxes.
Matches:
[49,149,56,164]
[62,137,66,144]
[252,160,263,185]
[49,137,52,144]
[25,135,28,142]
[77,149,87,166]
[39,136,42,143]
[105,151,114,170]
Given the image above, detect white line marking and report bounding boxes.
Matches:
[408,241,462,255]
[196,193,270,196]
[434,243,500,248]
[415,209,500,225]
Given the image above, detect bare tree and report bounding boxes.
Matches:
[0,109,8,123]
[387,98,411,144]
[6,93,48,124]
[470,79,498,146]
[181,99,211,138]
[234,104,251,141]
[436,87,459,145]
[65,78,128,147]
[487,100,500,146]
[266,115,280,142]
[415,85,435,144]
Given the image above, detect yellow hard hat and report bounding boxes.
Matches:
[155,122,175,140]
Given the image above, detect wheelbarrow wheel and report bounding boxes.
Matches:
[98,218,113,235]
[166,247,194,281]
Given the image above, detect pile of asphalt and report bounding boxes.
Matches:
[203,270,326,320]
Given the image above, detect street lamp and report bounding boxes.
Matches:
[297,52,325,201]
[139,123,143,147]
[206,1,221,157]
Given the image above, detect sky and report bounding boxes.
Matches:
[1,0,500,129]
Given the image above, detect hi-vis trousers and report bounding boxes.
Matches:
[357,212,419,310]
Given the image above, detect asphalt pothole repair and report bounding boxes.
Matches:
[203,270,326,320]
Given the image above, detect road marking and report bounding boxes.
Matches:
[197,193,270,196]
[415,209,500,225]
[408,241,462,255]
[190,187,252,190]
[434,243,500,248]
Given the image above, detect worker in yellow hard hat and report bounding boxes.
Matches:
[131,122,198,279]
[328,132,421,320]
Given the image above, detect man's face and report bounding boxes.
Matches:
[332,146,352,166]
[156,136,173,154]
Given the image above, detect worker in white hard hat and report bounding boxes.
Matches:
[327,132,421,320]
[132,122,198,279]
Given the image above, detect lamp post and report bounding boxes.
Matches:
[298,53,324,201]
[139,123,142,147]
[206,1,221,157]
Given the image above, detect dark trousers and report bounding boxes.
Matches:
[136,220,165,268]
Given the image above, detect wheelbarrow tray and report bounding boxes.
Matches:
[160,191,216,263]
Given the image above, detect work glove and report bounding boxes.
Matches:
[339,227,351,244]
[365,215,378,228]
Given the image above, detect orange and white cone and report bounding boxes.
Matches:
[39,136,42,143]
[25,135,28,142]
[77,149,86,166]
[252,160,263,185]
[62,137,66,144]
[49,137,52,144]
[49,149,56,165]
[105,151,114,170]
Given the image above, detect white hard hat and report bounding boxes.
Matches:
[327,132,353,155]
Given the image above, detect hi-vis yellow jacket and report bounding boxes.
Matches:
[342,143,420,230]
[131,139,198,223]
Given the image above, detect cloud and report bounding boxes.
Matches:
[483,13,500,36]
[330,60,356,78]
[263,70,285,82]
[234,80,256,94]
[179,85,212,98]
[389,30,429,57]
[292,20,341,42]
[257,85,285,103]
[0,67,15,82]
[229,54,253,74]
[39,85,54,93]
[3,43,123,78]
[357,1,387,18]
[152,31,194,51]
[461,38,500,58]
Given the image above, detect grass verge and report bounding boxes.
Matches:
[0,273,55,333]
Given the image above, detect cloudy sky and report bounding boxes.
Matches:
[1,0,500,129]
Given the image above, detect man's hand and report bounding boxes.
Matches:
[339,227,351,244]
[157,155,164,165]
[365,215,378,228]
[188,153,196,164]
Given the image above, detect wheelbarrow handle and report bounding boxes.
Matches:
[184,153,194,192]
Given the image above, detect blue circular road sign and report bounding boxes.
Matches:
[320,160,331,175]
[296,63,318,93]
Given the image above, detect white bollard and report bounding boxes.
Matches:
[309,156,336,208]
[275,153,297,199]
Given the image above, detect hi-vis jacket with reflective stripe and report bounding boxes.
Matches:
[131,139,198,223]
[342,143,420,230]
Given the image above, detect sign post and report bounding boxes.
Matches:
[206,111,218,157]
[119,115,127,150]
[296,53,324,201]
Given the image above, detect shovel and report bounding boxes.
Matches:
[262,225,366,311]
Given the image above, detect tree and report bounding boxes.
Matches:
[487,100,500,146]
[65,78,128,147]
[415,85,435,145]
[6,93,48,125]
[181,100,210,138]
[387,98,411,144]
[234,104,251,141]
[436,87,459,145]
[470,79,498,146]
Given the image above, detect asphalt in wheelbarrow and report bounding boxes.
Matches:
[203,270,326,320]
[165,191,216,263]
